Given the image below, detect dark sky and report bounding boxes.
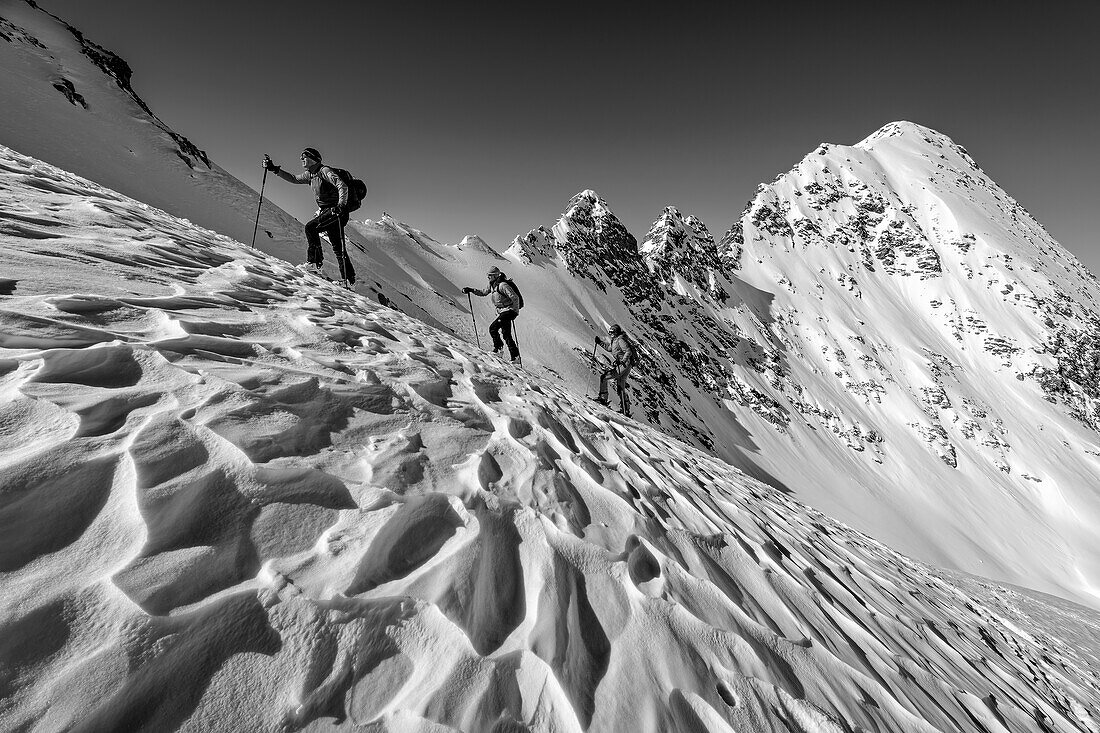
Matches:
[35,1,1100,271]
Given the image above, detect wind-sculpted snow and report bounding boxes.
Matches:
[3,149,1100,731]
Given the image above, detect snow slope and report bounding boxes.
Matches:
[6,0,1100,615]
[0,0,304,259]
[4,143,1100,733]
[339,158,1100,608]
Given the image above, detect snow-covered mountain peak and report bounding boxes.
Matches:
[456,234,497,255]
[640,206,721,293]
[506,225,560,265]
[504,191,633,270]
[701,122,1100,606]
[565,188,608,212]
[857,119,955,148]
[553,190,638,271]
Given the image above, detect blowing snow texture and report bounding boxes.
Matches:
[2,146,1099,731]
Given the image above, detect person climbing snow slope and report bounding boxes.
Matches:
[463,266,522,362]
[594,323,635,415]
[262,148,356,285]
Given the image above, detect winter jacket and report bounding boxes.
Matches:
[277,165,348,209]
[473,278,521,314]
[598,333,635,369]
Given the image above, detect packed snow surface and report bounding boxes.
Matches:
[3,147,1100,731]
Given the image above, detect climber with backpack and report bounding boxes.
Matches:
[463,266,523,363]
[593,324,635,415]
[262,147,365,287]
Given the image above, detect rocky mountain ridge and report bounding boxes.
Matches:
[477,122,1100,605]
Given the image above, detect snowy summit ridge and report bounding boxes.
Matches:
[0,0,305,257]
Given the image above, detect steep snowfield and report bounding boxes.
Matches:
[344,155,1100,608]
[0,1,304,260]
[716,122,1100,604]
[4,147,1100,731]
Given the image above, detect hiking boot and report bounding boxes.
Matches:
[592,396,609,406]
[510,354,521,364]
[492,346,503,356]
[301,262,323,275]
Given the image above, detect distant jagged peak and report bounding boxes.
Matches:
[641,206,722,292]
[639,205,684,254]
[559,189,622,231]
[506,226,559,265]
[564,188,607,212]
[555,190,636,250]
[683,213,712,241]
[542,190,648,297]
[456,234,499,256]
[364,213,443,248]
[640,205,716,255]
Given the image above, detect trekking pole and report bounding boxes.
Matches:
[513,320,522,366]
[333,212,350,289]
[250,164,268,248]
[467,292,481,348]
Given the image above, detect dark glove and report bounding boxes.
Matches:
[462,287,473,294]
[594,336,601,345]
[329,204,343,217]
[262,155,278,172]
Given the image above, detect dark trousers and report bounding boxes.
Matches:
[598,363,631,414]
[489,310,519,358]
[304,209,356,282]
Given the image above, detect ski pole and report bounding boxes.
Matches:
[250,165,268,248]
[467,292,481,348]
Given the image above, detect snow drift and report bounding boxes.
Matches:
[2,146,1100,731]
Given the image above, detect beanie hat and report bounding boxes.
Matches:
[608,324,622,335]
[301,147,322,162]
[487,266,502,278]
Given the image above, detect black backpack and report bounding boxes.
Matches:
[328,166,367,212]
[501,277,524,310]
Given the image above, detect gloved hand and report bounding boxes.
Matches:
[262,155,278,171]
[329,204,343,217]
[462,287,473,294]
[594,336,601,346]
